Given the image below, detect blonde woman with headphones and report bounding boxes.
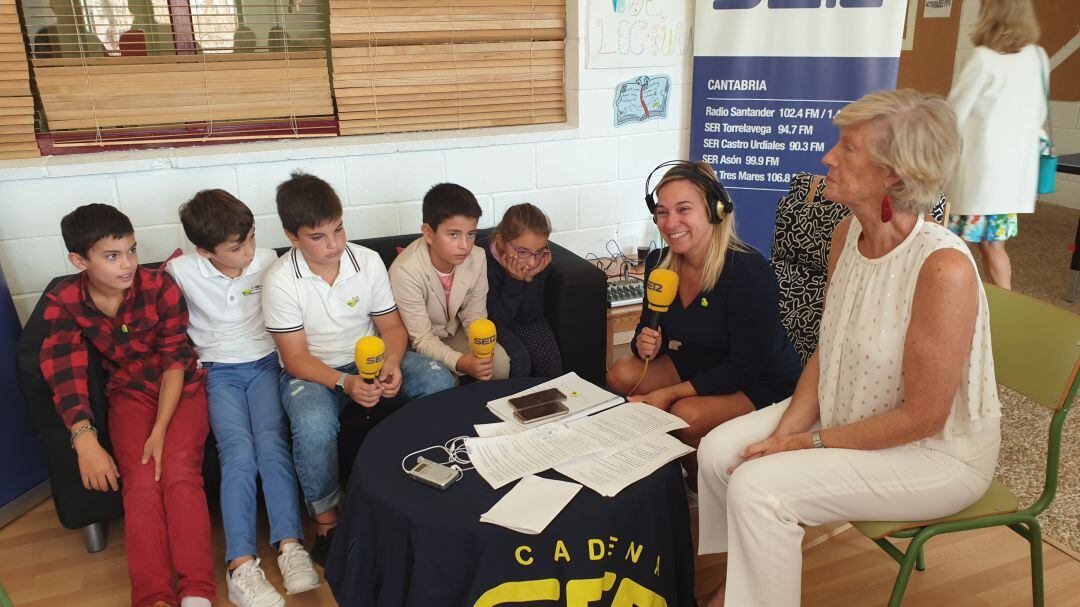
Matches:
[606,161,802,489]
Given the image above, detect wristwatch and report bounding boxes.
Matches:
[334,372,348,395]
[811,430,825,449]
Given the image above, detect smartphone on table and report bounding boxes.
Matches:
[512,401,570,424]
[508,388,566,411]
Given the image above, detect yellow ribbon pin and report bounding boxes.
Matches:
[701,298,709,308]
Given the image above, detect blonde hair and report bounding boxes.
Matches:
[833,89,960,215]
[655,162,747,292]
[972,0,1039,54]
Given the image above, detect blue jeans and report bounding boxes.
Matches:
[204,352,304,563]
[280,350,455,515]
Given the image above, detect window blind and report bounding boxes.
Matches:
[329,0,565,136]
[0,0,38,158]
[20,0,336,151]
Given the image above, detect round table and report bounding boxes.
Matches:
[325,378,695,607]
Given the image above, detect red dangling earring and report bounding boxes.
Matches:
[880,193,893,223]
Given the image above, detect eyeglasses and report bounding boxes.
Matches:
[509,244,551,260]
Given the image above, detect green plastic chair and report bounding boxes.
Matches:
[850,284,1080,607]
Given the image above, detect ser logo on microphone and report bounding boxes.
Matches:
[473,335,496,346]
[646,281,664,292]
[714,0,883,9]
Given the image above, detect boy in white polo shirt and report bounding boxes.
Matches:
[262,172,455,567]
[167,190,319,607]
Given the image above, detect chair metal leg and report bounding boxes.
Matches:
[887,535,928,607]
[915,545,926,572]
[0,579,13,607]
[1028,519,1044,607]
[83,521,108,553]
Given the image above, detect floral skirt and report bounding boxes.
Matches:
[948,213,1018,243]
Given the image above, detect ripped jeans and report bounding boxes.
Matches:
[279,351,455,515]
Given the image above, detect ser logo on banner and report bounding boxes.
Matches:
[713,0,883,8]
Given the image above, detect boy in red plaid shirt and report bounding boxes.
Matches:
[40,204,215,607]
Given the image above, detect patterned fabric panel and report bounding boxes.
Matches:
[773,259,827,364]
[770,172,846,275]
[769,172,947,364]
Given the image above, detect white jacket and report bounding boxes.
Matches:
[945,44,1047,216]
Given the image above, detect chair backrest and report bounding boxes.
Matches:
[985,284,1080,411]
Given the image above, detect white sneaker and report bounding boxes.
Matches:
[278,542,321,595]
[227,559,285,607]
[180,598,212,607]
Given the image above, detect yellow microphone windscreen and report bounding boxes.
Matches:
[355,335,386,382]
[646,268,679,313]
[468,319,497,359]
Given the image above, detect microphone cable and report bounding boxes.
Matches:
[628,356,650,395]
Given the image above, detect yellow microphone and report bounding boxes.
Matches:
[468,319,497,359]
[354,336,386,384]
[644,268,679,330]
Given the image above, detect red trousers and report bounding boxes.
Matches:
[109,385,215,607]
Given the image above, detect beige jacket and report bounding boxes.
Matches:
[388,237,489,371]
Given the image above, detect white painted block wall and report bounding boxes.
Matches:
[955,0,1080,209]
[4,1,1075,325]
[0,1,691,325]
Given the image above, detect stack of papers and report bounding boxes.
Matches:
[466,402,689,492]
[480,475,582,534]
[556,433,694,497]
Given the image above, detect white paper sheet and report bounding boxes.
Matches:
[556,433,694,497]
[466,403,688,489]
[567,402,689,449]
[466,423,602,489]
[479,475,582,534]
[486,372,625,429]
[473,421,519,438]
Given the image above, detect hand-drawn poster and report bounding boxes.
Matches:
[588,0,693,68]
[614,75,671,126]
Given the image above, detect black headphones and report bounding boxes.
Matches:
[644,160,733,225]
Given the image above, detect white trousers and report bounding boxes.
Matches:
[696,401,999,607]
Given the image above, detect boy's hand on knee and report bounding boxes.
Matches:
[75,436,120,491]
[346,374,381,408]
[141,428,166,482]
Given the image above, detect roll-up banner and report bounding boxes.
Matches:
[690,0,908,254]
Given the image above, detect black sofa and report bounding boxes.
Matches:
[16,228,606,551]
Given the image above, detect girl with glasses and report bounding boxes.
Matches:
[485,203,564,378]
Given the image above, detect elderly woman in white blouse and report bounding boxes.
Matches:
[695,89,1002,607]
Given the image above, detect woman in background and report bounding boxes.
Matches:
[946,0,1046,289]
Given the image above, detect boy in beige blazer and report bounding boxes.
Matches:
[389,183,511,381]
